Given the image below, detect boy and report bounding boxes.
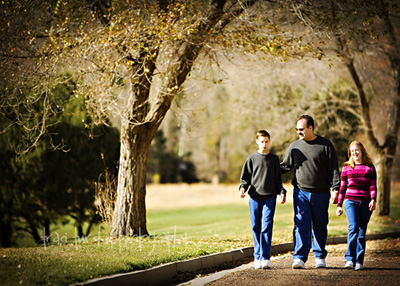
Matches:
[239,129,286,269]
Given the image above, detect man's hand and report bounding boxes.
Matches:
[331,191,338,204]
[280,193,286,204]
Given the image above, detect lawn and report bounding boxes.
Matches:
[1,182,399,286]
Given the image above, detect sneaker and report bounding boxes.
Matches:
[292,259,305,269]
[345,261,354,269]
[254,259,261,269]
[315,258,326,268]
[355,263,363,271]
[261,259,271,269]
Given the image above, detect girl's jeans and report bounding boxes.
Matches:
[344,199,372,264]
[249,196,276,260]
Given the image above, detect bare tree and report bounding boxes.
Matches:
[288,0,400,215]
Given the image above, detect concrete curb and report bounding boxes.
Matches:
[77,231,400,286]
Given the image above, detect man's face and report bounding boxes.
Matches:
[296,119,313,140]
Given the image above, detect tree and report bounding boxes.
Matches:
[1,1,308,237]
[286,0,400,215]
[0,76,120,246]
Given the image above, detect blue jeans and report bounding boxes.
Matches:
[293,188,330,262]
[344,199,372,264]
[249,196,276,260]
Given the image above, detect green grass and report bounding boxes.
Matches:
[1,189,400,286]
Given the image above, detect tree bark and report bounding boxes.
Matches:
[111,122,154,237]
[375,151,393,215]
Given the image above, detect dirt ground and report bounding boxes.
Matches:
[204,238,400,286]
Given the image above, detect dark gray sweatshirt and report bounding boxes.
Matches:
[280,135,340,193]
[240,152,286,200]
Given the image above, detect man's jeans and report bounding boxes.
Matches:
[344,199,372,264]
[293,188,330,262]
[249,196,276,260]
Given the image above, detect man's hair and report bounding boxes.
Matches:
[298,115,314,130]
[256,129,270,139]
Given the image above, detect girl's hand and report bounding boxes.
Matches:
[280,193,286,204]
[369,199,376,211]
[336,206,343,216]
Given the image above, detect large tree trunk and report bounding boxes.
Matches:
[111,122,154,237]
[374,151,393,216]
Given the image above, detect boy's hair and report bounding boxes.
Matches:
[256,129,270,139]
[298,115,315,130]
[344,141,373,168]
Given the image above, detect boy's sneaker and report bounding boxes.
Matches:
[292,259,305,269]
[355,263,363,271]
[254,259,261,269]
[315,258,326,268]
[345,261,354,269]
[261,259,271,269]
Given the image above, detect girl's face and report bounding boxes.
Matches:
[350,144,362,163]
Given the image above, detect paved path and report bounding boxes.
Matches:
[177,238,400,286]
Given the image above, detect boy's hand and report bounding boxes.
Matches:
[336,206,343,216]
[239,187,246,199]
[280,193,286,204]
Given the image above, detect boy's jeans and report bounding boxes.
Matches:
[249,196,276,260]
[293,188,330,262]
[344,199,372,264]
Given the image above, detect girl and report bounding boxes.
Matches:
[336,141,377,270]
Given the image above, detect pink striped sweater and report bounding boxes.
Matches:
[337,164,377,207]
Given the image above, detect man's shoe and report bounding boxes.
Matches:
[315,258,326,268]
[261,259,271,269]
[345,261,354,269]
[254,259,261,269]
[355,263,363,271]
[292,259,305,269]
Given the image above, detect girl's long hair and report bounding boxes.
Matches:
[344,141,373,168]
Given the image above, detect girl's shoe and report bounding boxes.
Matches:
[355,263,363,271]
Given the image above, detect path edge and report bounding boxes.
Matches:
[76,231,400,286]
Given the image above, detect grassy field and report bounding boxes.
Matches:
[1,182,400,286]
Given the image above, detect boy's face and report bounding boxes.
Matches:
[256,136,270,153]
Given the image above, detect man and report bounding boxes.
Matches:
[281,115,340,269]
